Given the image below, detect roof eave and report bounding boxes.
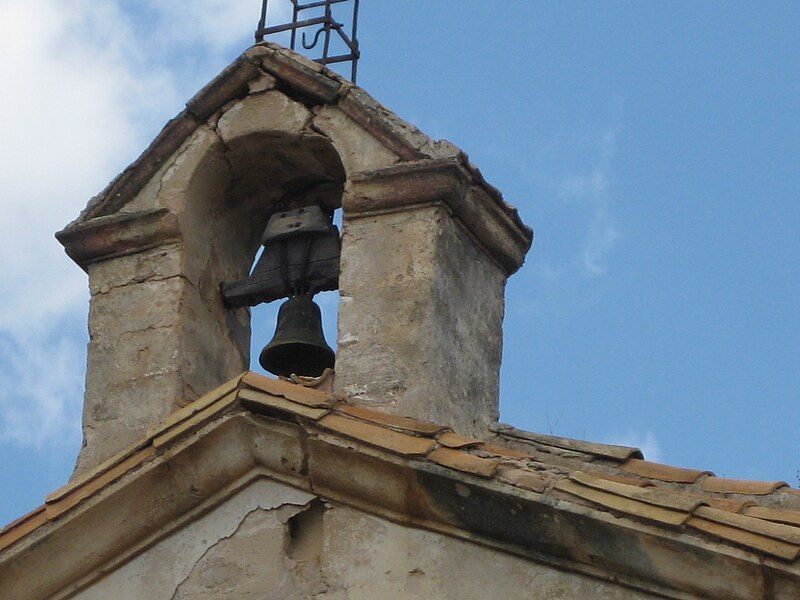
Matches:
[2,387,797,600]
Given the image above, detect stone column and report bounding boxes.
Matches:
[336,158,532,437]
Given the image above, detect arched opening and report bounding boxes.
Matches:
[203,130,346,377]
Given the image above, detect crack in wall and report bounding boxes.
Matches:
[168,499,323,600]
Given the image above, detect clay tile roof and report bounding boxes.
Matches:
[701,477,789,495]
[4,370,800,574]
[491,423,642,461]
[620,458,712,484]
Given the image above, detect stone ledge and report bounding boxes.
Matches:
[345,158,533,275]
[55,208,181,271]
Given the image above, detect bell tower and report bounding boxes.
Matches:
[57,41,532,476]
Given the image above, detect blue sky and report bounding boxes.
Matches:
[0,1,799,525]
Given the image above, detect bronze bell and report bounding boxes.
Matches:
[259,295,335,378]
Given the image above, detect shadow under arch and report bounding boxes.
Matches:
[181,129,346,375]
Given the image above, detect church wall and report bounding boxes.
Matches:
[74,478,654,600]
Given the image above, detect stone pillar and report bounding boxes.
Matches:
[336,158,532,437]
[57,205,251,475]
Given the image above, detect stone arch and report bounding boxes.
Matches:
[168,98,349,385]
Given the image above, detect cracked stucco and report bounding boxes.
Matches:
[75,479,314,600]
[73,477,655,600]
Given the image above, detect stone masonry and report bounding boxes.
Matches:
[57,44,533,475]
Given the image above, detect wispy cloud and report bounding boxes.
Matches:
[605,431,663,463]
[560,127,621,277]
[0,0,254,448]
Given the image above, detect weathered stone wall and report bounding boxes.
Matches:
[336,205,506,435]
[74,478,653,600]
[71,89,348,475]
[65,75,531,474]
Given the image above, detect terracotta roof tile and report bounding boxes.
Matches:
[239,388,329,421]
[496,465,551,493]
[493,424,642,461]
[7,370,800,568]
[582,471,654,488]
[570,472,705,513]
[0,507,47,553]
[145,375,244,439]
[152,392,238,449]
[694,506,800,546]
[704,497,755,513]
[477,443,530,460]
[317,414,435,456]
[45,438,151,505]
[553,478,690,527]
[701,477,788,495]
[45,446,156,522]
[428,448,500,478]
[241,372,335,408]
[335,404,445,435]
[743,506,800,527]
[621,458,712,484]
[437,432,483,449]
[687,516,800,561]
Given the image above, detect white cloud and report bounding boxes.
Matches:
[0,0,176,335]
[0,0,254,447]
[0,330,84,449]
[560,127,621,277]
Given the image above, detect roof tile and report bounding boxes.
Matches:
[146,374,243,439]
[705,497,755,513]
[494,425,642,461]
[427,448,499,478]
[437,432,483,449]
[621,458,711,484]
[701,477,788,496]
[743,506,800,527]
[583,471,654,488]
[46,438,151,505]
[45,446,156,522]
[570,472,705,513]
[152,392,238,449]
[317,414,435,456]
[687,516,800,561]
[553,478,690,527]
[694,506,800,545]
[478,443,530,460]
[241,372,334,408]
[0,507,47,553]
[239,388,329,421]
[496,465,551,493]
[335,404,445,435]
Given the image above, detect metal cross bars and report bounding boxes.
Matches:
[256,0,361,82]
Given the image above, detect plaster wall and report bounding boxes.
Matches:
[74,478,653,600]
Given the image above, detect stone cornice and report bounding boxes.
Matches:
[2,408,795,600]
[55,208,181,271]
[345,157,534,275]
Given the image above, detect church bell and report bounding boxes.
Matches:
[220,197,341,378]
[259,295,335,378]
